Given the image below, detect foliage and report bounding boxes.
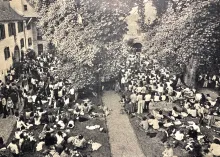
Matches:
[34,0,135,88]
[143,0,220,76]
[152,0,169,17]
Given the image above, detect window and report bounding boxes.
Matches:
[24,5,27,11]
[37,29,42,40]
[28,38,32,46]
[8,23,16,36]
[26,20,31,30]
[4,47,10,60]
[20,38,24,48]
[0,24,5,40]
[38,44,43,55]
[18,22,24,32]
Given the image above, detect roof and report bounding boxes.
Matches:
[0,1,26,22]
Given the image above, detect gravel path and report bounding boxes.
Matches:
[102,91,145,157]
[0,116,16,143]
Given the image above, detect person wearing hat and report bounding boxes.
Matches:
[67,120,74,128]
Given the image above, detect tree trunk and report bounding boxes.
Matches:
[184,56,199,88]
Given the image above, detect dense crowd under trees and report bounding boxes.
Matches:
[28,0,220,88]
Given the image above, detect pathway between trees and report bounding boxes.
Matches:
[102,91,145,157]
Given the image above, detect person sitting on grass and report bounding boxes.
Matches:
[67,120,74,128]
[81,103,92,114]
[162,143,176,157]
[163,119,174,128]
[139,116,149,132]
[174,130,184,141]
[57,119,66,130]
[45,125,54,133]
[55,131,66,146]
[171,107,181,120]
[7,139,19,157]
[187,106,197,118]
[148,115,160,130]
[153,109,164,120]
[207,138,220,157]
[34,115,41,126]
[16,116,27,130]
[24,108,33,120]
[67,135,87,149]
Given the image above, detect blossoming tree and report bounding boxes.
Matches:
[32,0,135,88]
[143,0,220,87]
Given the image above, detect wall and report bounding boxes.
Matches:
[10,0,48,55]
[0,20,27,81]
[10,0,38,17]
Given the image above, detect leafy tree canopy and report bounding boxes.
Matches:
[32,0,135,88]
[143,0,220,76]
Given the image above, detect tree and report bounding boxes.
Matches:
[142,0,220,87]
[36,0,135,88]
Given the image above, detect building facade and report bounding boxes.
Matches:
[9,0,47,55]
[0,0,47,82]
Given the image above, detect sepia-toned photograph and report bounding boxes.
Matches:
[0,0,220,156]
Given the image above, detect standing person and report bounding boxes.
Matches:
[130,92,137,112]
[75,88,79,101]
[2,97,8,118]
[35,92,43,107]
[144,92,152,112]
[7,97,14,115]
[9,91,18,110]
[11,68,15,80]
[17,86,23,106]
[121,75,126,91]
[27,94,33,110]
[54,83,59,101]
[114,79,121,93]
[69,87,75,103]
[23,90,28,109]
[0,95,3,116]
[137,93,144,114]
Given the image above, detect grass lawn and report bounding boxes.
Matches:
[2,96,111,157]
[129,101,220,157]
[129,115,189,157]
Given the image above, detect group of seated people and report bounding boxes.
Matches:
[3,97,98,156]
[0,53,106,157]
[120,54,220,157]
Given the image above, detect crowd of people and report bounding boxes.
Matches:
[119,53,220,157]
[197,74,220,90]
[1,50,220,157]
[0,53,107,157]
